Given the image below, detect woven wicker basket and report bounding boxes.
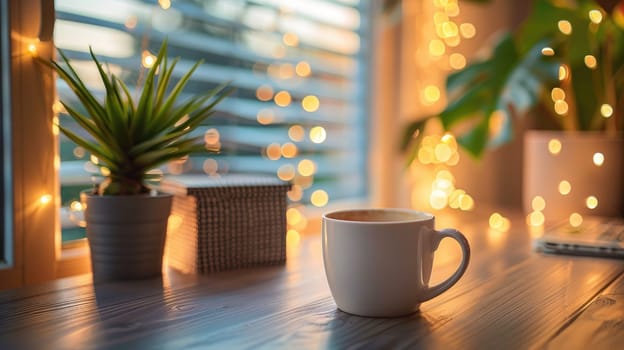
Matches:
[162,175,291,273]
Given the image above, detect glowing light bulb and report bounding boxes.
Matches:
[593,152,605,166]
[274,91,291,107]
[569,213,583,227]
[584,55,597,69]
[449,53,466,69]
[586,196,598,209]
[600,104,613,118]
[277,164,296,181]
[424,85,441,103]
[559,65,568,81]
[302,95,320,112]
[297,159,316,176]
[428,40,446,56]
[27,43,38,56]
[256,85,274,101]
[558,20,572,35]
[554,100,569,115]
[266,143,281,160]
[281,142,298,158]
[39,194,52,205]
[288,125,305,142]
[295,61,311,77]
[158,0,171,10]
[283,32,299,47]
[551,88,565,101]
[548,139,562,155]
[589,9,603,24]
[558,180,571,195]
[459,23,476,38]
[309,126,327,144]
[527,211,545,227]
[541,47,555,56]
[531,196,546,211]
[310,190,329,207]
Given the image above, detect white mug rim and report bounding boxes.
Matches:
[323,208,434,224]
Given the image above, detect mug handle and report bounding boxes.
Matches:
[421,228,471,302]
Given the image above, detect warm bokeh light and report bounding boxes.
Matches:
[569,212,583,227]
[558,180,571,195]
[27,43,38,56]
[527,211,545,227]
[100,167,111,176]
[287,229,301,246]
[309,126,327,143]
[256,85,274,101]
[283,32,299,47]
[551,88,565,101]
[531,196,546,211]
[459,194,474,211]
[593,152,605,166]
[434,143,452,162]
[302,95,320,112]
[548,138,562,155]
[541,47,555,56]
[459,23,476,38]
[281,142,298,158]
[429,39,445,56]
[589,9,603,24]
[202,159,218,175]
[266,143,281,160]
[274,90,292,107]
[424,85,441,103]
[70,200,83,211]
[554,100,569,115]
[286,207,302,225]
[297,159,316,176]
[449,53,466,69]
[142,51,156,68]
[277,164,296,181]
[441,21,459,37]
[158,0,171,10]
[295,61,311,77]
[429,189,448,210]
[310,189,329,207]
[557,20,572,34]
[288,125,305,142]
[39,194,52,205]
[204,128,220,147]
[287,185,303,201]
[586,195,598,209]
[489,212,511,232]
[278,63,294,79]
[600,104,613,118]
[559,65,568,80]
[256,109,275,125]
[584,55,597,69]
[90,155,99,165]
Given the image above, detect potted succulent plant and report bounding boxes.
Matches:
[46,41,231,281]
[403,0,624,222]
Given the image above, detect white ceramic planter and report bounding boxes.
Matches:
[523,131,624,223]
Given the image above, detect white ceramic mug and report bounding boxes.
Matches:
[322,208,470,317]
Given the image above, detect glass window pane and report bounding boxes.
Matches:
[55,0,371,241]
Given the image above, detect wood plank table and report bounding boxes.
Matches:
[2,208,624,349]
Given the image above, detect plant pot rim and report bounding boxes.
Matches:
[80,189,173,199]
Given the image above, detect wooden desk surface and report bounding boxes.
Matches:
[1,208,624,349]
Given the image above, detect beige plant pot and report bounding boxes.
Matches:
[523,131,624,224]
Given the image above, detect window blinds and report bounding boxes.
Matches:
[56,0,370,223]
